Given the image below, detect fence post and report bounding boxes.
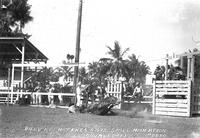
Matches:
[152,80,156,115]
[11,65,15,104]
[119,81,123,109]
[187,80,192,117]
[16,84,19,100]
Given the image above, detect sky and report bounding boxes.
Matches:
[23,0,200,72]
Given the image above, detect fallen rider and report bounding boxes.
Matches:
[77,96,121,115]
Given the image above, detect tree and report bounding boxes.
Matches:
[66,54,74,63]
[105,41,130,79]
[79,67,88,84]
[88,61,109,86]
[56,60,73,83]
[0,0,33,37]
[30,67,59,87]
[126,54,139,80]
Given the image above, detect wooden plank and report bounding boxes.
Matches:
[156,103,188,108]
[123,95,152,99]
[156,85,189,88]
[156,99,188,104]
[155,80,190,84]
[156,86,189,89]
[155,111,189,117]
[123,101,152,104]
[156,107,188,112]
[0,91,75,96]
[155,91,188,95]
[156,83,189,86]
[156,88,189,91]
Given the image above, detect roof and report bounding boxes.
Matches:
[177,49,200,58]
[0,37,48,62]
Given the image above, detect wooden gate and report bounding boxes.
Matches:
[152,80,192,117]
[107,81,124,109]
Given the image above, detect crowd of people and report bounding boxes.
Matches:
[22,80,68,106]
[18,79,144,106]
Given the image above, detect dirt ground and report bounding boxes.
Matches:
[0,105,200,138]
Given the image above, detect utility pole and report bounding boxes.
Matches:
[0,0,2,9]
[73,0,83,106]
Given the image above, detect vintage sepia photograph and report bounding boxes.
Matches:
[0,0,200,137]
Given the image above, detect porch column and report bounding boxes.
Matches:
[20,40,25,96]
[191,55,195,82]
[187,55,192,80]
[180,56,184,69]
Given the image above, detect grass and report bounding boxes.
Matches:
[0,105,200,138]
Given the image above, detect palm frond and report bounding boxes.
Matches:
[121,47,130,57]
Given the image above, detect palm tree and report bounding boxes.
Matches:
[56,60,73,83]
[9,0,33,32]
[67,54,71,62]
[0,0,33,36]
[70,55,74,63]
[30,67,59,86]
[126,54,139,79]
[135,61,150,83]
[66,54,74,63]
[79,67,88,84]
[88,61,109,86]
[105,41,129,79]
[126,54,150,83]
[88,61,100,79]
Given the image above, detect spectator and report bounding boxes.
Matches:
[58,85,64,105]
[76,82,82,107]
[48,84,55,106]
[133,82,143,103]
[34,82,43,105]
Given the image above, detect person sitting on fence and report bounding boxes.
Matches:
[133,82,143,97]
[129,82,143,103]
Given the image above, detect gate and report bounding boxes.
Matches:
[107,81,124,109]
[152,80,192,117]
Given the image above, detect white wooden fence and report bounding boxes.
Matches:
[107,81,124,109]
[152,80,192,117]
[0,87,75,104]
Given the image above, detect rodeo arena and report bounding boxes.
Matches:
[0,37,200,117]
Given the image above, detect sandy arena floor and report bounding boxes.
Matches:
[0,105,200,138]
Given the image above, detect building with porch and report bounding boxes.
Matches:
[0,37,48,88]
